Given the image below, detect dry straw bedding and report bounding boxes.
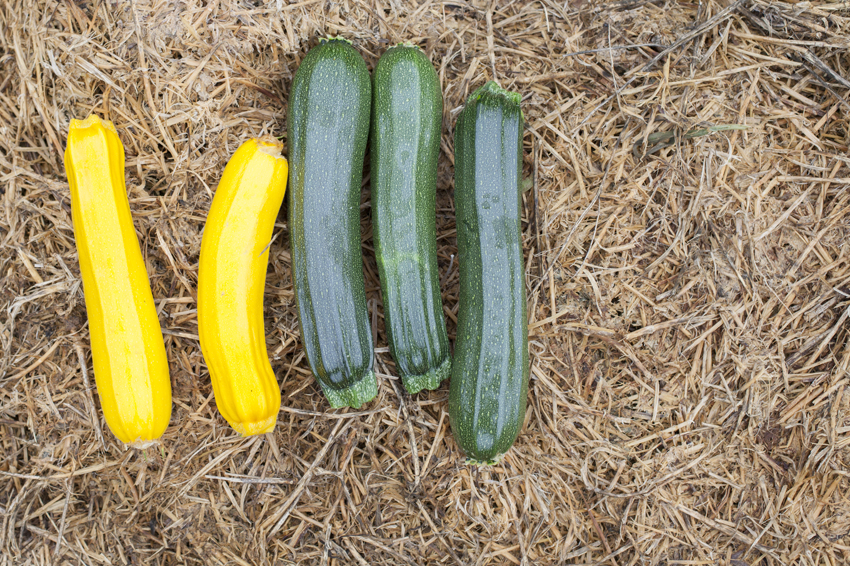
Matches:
[1,0,849,564]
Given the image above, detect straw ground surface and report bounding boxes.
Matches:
[2,0,849,564]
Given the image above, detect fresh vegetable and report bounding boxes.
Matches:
[198,138,288,435]
[64,115,172,446]
[371,44,450,394]
[448,82,529,464]
[288,37,377,408]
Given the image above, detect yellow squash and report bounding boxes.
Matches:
[198,138,288,435]
[64,115,172,446]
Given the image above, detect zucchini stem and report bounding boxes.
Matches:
[319,371,378,409]
[320,35,353,45]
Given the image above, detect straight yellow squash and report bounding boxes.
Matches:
[198,138,288,435]
[64,115,172,446]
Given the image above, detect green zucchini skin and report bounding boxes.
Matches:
[288,38,377,409]
[448,82,528,464]
[371,45,450,394]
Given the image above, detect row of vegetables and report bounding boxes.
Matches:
[63,38,527,464]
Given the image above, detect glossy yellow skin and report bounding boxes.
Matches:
[65,115,172,446]
[198,138,288,435]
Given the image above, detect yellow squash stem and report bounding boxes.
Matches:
[64,115,172,447]
[198,138,288,435]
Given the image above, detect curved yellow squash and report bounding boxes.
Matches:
[198,138,288,436]
[64,115,172,446]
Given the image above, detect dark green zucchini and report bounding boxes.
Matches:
[448,81,528,464]
[371,44,450,394]
[288,38,376,408]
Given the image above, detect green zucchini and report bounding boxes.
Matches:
[288,38,376,408]
[371,44,450,394]
[448,82,528,464]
